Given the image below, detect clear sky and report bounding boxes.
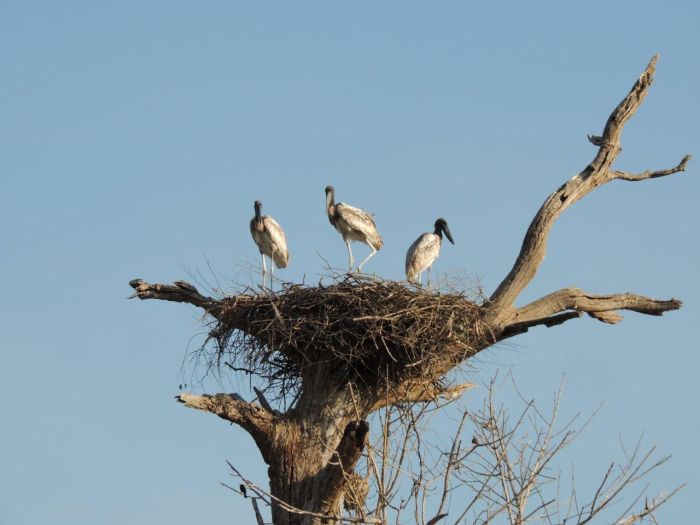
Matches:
[1,1,698,523]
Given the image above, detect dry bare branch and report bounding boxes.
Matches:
[251,497,266,525]
[371,381,476,411]
[612,154,691,181]
[503,288,682,335]
[614,484,685,525]
[177,393,276,462]
[128,278,224,316]
[254,386,281,416]
[357,379,681,525]
[486,55,691,325]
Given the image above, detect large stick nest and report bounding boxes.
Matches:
[204,276,489,398]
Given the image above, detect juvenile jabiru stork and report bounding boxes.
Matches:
[325,185,383,272]
[405,218,454,287]
[250,200,289,288]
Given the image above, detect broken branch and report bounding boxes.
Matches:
[612,154,692,181]
[177,393,276,461]
[500,311,583,339]
[129,279,224,318]
[508,288,681,330]
[370,381,475,411]
[253,386,281,416]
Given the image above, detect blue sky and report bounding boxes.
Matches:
[1,1,698,523]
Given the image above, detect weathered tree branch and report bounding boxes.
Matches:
[370,380,475,411]
[500,311,583,339]
[254,386,281,416]
[589,54,658,172]
[129,278,260,342]
[498,289,682,338]
[250,497,266,525]
[177,393,276,462]
[614,483,685,525]
[612,154,691,181]
[513,288,681,325]
[486,55,691,325]
[129,279,224,318]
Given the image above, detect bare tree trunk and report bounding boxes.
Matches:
[178,368,372,524]
[266,384,367,525]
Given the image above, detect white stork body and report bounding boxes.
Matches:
[405,218,454,287]
[250,200,289,288]
[325,186,383,272]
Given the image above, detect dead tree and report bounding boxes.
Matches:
[129,55,690,525]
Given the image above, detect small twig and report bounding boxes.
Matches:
[253,386,280,416]
[613,154,691,181]
[250,497,265,525]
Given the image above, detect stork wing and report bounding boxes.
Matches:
[336,203,382,247]
[405,233,440,277]
[249,218,256,239]
[263,216,289,268]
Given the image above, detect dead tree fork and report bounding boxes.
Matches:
[129,55,690,525]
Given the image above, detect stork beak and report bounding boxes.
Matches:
[443,224,454,245]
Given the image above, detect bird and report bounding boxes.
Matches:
[250,200,289,289]
[405,218,454,287]
[325,185,383,272]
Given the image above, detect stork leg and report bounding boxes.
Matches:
[357,245,378,273]
[261,253,267,289]
[427,266,432,289]
[345,240,355,271]
[270,258,275,291]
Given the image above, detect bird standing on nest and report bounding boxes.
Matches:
[250,200,289,289]
[325,185,383,272]
[405,218,454,288]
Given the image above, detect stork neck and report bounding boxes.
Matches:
[434,224,443,239]
[326,191,335,216]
